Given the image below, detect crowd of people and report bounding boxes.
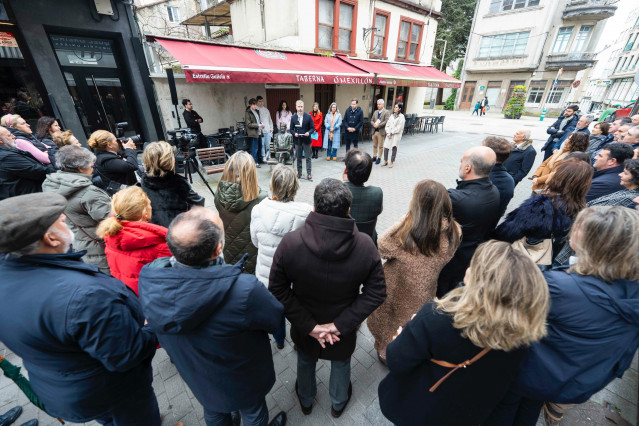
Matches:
[0,103,638,426]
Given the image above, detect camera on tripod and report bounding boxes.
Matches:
[115,122,142,150]
[167,128,200,154]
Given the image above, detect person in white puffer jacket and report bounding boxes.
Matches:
[251,164,312,349]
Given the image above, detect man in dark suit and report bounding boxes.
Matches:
[587,143,634,202]
[343,149,383,244]
[343,99,364,152]
[289,100,315,180]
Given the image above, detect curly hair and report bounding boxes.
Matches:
[623,158,639,186]
[565,132,590,152]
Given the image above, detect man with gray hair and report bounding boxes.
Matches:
[504,128,536,185]
[289,100,315,180]
[370,98,390,164]
[138,207,287,426]
[560,114,592,149]
[0,125,53,200]
[436,146,500,297]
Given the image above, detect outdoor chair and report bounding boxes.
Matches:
[196,146,226,174]
[433,116,445,133]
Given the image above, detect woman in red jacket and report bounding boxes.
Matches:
[97,186,171,295]
[310,102,323,159]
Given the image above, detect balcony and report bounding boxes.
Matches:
[546,52,596,70]
[563,0,618,22]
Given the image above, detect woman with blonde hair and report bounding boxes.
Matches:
[378,240,550,425]
[4,113,53,164]
[323,102,341,160]
[251,164,312,348]
[97,186,171,295]
[51,130,81,148]
[140,141,204,227]
[88,129,139,186]
[214,151,266,274]
[485,206,639,425]
[367,180,461,364]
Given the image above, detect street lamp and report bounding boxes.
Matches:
[437,38,447,72]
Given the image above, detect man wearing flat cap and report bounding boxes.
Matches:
[0,193,179,426]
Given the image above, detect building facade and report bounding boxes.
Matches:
[457,0,617,114]
[603,9,639,109]
[148,0,448,135]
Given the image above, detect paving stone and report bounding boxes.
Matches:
[164,372,186,400]
[169,392,194,420]
[176,411,201,426]
[270,382,296,412]
[157,358,179,381]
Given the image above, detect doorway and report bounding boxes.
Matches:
[503,80,526,109]
[314,84,335,115]
[459,81,476,109]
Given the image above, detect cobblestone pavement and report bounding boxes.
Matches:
[1,111,636,425]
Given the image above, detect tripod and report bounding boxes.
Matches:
[183,155,216,197]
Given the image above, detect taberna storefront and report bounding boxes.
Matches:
[0,0,162,144]
[145,36,460,136]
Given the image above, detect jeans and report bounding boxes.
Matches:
[95,388,161,426]
[296,142,312,175]
[297,350,351,410]
[273,315,286,346]
[345,134,358,152]
[204,399,269,426]
[261,132,272,160]
[250,137,262,164]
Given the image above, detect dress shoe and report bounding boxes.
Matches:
[268,411,287,426]
[372,156,377,162]
[375,158,381,165]
[331,382,353,418]
[0,406,22,426]
[381,161,388,166]
[19,421,38,426]
[276,341,284,350]
[297,172,302,179]
[231,410,241,426]
[295,380,312,415]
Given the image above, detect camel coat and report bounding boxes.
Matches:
[367,220,457,352]
[532,149,569,192]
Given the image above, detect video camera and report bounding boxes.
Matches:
[115,122,142,150]
[167,128,200,156]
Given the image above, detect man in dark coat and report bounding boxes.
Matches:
[483,136,514,217]
[289,100,315,179]
[586,143,634,202]
[139,208,286,426]
[0,126,53,200]
[503,129,536,185]
[343,149,383,244]
[541,105,579,160]
[270,178,386,418]
[437,146,500,297]
[0,193,164,425]
[343,99,364,152]
[182,98,207,148]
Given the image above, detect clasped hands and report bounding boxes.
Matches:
[309,323,341,349]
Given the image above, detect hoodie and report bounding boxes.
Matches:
[513,268,639,403]
[42,171,111,272]
[138,256,283,412]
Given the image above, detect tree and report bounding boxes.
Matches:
[432,0,477,104]
[444,61,463,111]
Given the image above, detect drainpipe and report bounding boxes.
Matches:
[260,0,267,42]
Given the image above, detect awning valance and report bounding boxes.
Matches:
[147,36,374,85]
[338,56,461,88]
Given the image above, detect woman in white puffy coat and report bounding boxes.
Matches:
[251,164,312,349]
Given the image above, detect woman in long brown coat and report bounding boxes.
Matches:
[367,180,461,363]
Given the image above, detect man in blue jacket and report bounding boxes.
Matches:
[0,193,163,425]
[138,207,287,426]
[586,143,634,202]
[343,98,364,152]
[289,99,315,180]
[541,105,579,160]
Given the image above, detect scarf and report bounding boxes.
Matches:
[329,112,336,141]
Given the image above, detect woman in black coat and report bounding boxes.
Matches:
[378,241,549,426]
[88,130,140,186]
[140,141,204,227]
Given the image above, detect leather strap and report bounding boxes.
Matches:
[428,347,491,392]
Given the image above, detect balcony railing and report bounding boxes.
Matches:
[546,52,596,70]
[563,0,618,21]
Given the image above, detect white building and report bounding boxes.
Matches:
[146,0,459,135]
[603,8,639,108]
[456,0,617,115]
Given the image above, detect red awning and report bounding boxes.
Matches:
[338,56,461,88]
[147,36,374,85]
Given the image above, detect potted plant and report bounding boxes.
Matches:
[504,85,527,119]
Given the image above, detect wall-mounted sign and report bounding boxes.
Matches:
[479,85,486,90]
[572,80,581,88]
[0,31,18,48]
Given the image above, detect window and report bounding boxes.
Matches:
[634,56,639,70]
[316,0,357,53]
[545,80,571,104]
[396,18,423,61]
[628,56,635,70]
[490,0,539,13]
[371,10,390,57]
[527,80,546,104]
[166,6,180,23]
[478,31,530,58]
[552,27,573,53]
[571,25,591,52]
[613,57,622,73]
[620,57,628,71]
[624,33,636,52]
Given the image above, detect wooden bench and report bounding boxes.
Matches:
[196,147,226,174]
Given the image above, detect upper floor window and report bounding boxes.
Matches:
[167,6,180,22]
[371,9,390,58]
[571,25,591,52]
[478,31,530,58]
[552,26,573,53]
[317,0,357,53]
[625,33,638,51]
[489,0,540,13]
[396,18,423,62]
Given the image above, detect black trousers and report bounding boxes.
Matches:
[296,142,312,175]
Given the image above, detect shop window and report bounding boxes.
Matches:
[571,25,591,52]
[167,6,180,23]
[371,9,390,58]
[396,18,423,62]
[316,0,357,54]
[545,80,571,105]
[526,80,546,104]
[552,27,573,53]
[478,31,529,58]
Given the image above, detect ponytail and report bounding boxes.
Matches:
[96,186,150,237]
[96,216,123,238]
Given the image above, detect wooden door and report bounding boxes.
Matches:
[266,88,301,128]
[314,84,335,115]
[459,81,476,110]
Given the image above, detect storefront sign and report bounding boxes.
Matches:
[50,35,113,53]
[0,31,18,48]
[185,69,373,85]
